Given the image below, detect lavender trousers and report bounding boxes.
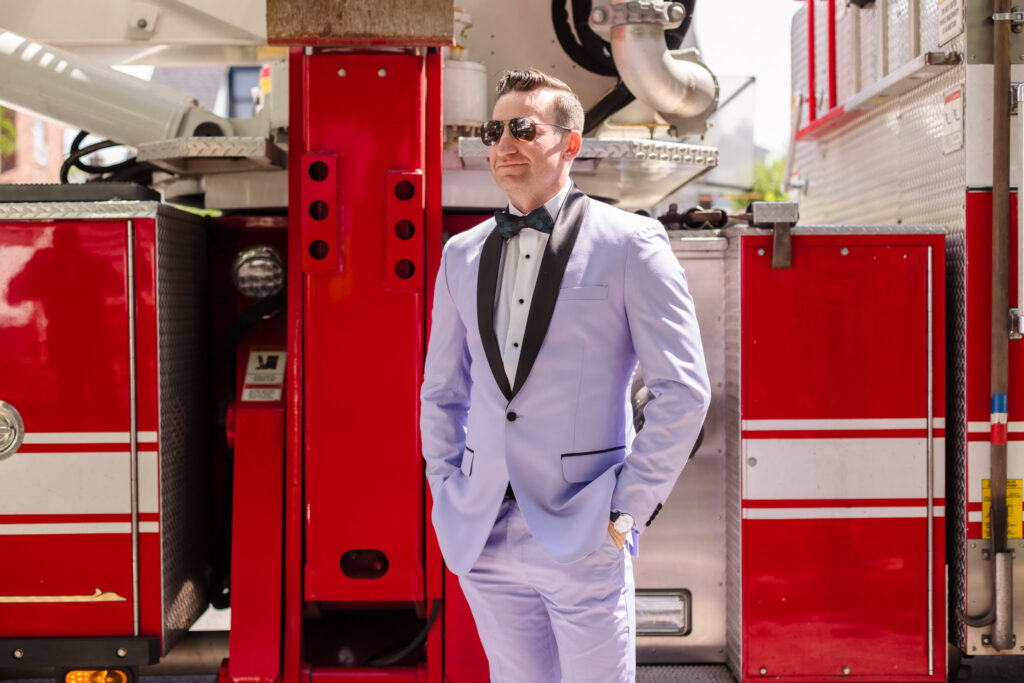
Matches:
[458,499,636,683]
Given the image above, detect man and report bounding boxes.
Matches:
[420,69,709,682]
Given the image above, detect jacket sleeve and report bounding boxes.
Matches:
[420,240,473,497]
[612,222,711,531]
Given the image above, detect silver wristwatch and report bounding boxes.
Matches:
[610,511,634,534]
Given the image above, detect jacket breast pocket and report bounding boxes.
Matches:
[461,447,475,477]
[561,445,625,483]
[557,285,608,301]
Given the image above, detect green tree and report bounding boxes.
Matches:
[730,157,789,211]
[0,107,14,158]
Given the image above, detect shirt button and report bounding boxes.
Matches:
[518,299,524,304]
[507,412,518,422]
[513,342,519,348]
[524,254,531,259]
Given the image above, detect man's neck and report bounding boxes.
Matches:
[507,177,569,215]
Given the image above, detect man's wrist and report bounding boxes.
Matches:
[610,510,634,534]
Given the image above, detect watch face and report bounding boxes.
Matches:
[614,514,634,533]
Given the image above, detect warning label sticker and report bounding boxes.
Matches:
[241,347,286,402]
[938,0,964,46]
[942,88,963,155]
[982,479,1023,540]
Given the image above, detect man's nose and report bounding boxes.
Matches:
[494,123,517,151]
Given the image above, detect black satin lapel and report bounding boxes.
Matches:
[477,225,512,401]
[511,186,589,399]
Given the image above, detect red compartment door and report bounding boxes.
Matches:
[740,233,946,682]
[0,219,135,636]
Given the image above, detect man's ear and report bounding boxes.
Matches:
[564,130,582,158]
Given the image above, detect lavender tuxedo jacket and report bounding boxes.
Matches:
[420,185,710,575]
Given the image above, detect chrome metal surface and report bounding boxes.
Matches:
[843,50,961,114]
[725,224,946,237]
[0,402,25,462]
[137,136,286,175]
[457,137,717,209]
[459,136,718,164]
[889,0,909,75]
[636,590,690,636]
[966,539,1024,653]
[0,202,160,220]
[991,11,1024,23]
[607,21,718,137]
[231,245,285,299]
[994,551,1016,650]
[128,220,140,637]
[791,30,966,226]
[589,1,686,31]
[635,235,727,663]
[748,201,799,226]
[1012,309,1024,339]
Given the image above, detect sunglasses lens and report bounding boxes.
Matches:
[510,118,537,142]
[481,120,503,146]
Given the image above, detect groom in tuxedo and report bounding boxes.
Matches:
[420,68,709,682]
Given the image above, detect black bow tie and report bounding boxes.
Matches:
[494,206,554,240]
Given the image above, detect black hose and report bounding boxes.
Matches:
[60,130,147,184]
[207,292,286,609]
[553,0,698,132]
[583,80,635,135]
[364,599,443,667]
[552,0,616,76]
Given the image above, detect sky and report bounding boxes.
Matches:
[693,0,802,159]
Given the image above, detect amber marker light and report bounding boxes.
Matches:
[65,669,129,683]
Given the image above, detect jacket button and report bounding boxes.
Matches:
[506,412,518,422]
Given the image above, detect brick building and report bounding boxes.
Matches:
[0,108,65,183]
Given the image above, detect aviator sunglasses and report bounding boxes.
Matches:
[480,117,575,146]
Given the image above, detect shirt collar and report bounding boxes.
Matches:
[508,180,572,222]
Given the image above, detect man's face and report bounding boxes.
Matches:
[488,89,572,201]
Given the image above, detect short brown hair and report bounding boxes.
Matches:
[495,69,584,132]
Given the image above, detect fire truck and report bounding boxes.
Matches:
[0,0,1019,681]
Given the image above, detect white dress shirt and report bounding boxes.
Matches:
[494,181,572,385]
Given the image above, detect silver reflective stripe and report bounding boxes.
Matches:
[127,219,140,637]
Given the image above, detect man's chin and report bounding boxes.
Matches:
[493,173,528,191]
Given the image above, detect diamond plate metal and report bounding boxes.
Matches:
[797,2,941,115]
[723,234,742,680]
[792,33,966,226]
[155,205,209,653]
[889,0,911,74]
[137,136,286,174]
[458,137,718,166]
[861,2,880,89]
[637,664,736,683]
[921,0,941,52]
[793,6,809,125]
[947,228,968,651]
[0,201,160,220]
[836,0,856,104]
